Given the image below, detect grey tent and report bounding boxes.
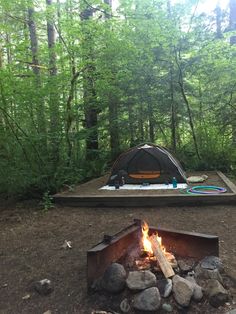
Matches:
[107,143,186,185]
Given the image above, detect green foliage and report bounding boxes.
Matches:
[41,191,54,212]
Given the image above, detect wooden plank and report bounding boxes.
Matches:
[217,171,236,194]
[53,171,236,207]
[54,193,236,207]
[54,192,233,198]
[54,192,235,199]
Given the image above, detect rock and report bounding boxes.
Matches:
[133,287,161,311]
[172,275,194,307]
[162,303,173,312]
[126,270,156,291]
[102,263,126,293]
[205,279,229,308]
[91,312,113,314]
[192,284,203,302]
[195,264,223,283]
[200,256,223,272]
[22,294,31,300]
[226,310,236,314]
[43,311,52,314]
[120,298,130,313]
[157,278,172,297]
[91,277,102,291]
[34,279,53,296]
[178,259,194,272]
[185,276,203,301]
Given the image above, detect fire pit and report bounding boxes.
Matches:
[87,219,219,286]
[87,220,235,313]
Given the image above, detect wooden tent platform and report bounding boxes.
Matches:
[53,171,236,207]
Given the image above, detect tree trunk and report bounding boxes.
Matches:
[58,0,76,164]
[127,100,135,146]
[27,6,47,151]
[229,0,236,143]
[138,103,144,143]
[167,1,177,152]
[230,0,236,28]
[81,4,99,160]
[5,33,12,65]
[0,43,3,68]
[215,4,222,39]
[148,100,154,143]
[108,93,120,159]
[175,49,201,160]
[46,0,57,77]
[83,64,99,160]
[170,67,177,152]
[103,0,120,158]
[179,79,201,160]
[104,0,112,18]
[230,0,236,44]
[46,0,60,169]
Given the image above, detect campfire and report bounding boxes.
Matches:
[141,220,166,256]
[87,220,234,313]
[135,221,176,278]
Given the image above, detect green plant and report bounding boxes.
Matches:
[41,191,54,211]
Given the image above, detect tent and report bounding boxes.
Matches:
[107,143,187,185]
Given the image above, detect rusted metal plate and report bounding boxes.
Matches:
[87,222,140,287]
[87,220,219,288]
[151,227,219,260]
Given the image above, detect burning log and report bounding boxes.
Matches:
[150,234,175,278]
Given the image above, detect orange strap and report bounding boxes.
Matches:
[129,171,161,179]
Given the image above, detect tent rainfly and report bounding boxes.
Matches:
[107,143,187,185]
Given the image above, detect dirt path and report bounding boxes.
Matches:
[0,201,236,314]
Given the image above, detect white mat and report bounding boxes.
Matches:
[100,183,188,190]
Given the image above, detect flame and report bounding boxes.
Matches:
[138,221,176,270]
[141,221,166,255]
[142,221,153,254]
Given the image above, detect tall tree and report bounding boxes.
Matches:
[215,4,223,39]
[229,0,236,144]
[27,4,47,151]
[46,0,60,169]
[104,0,121,158]
[81,2,99,160]
[175,47,201,160]
[167,0,177,152]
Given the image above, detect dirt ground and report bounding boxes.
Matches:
[0,198,236,314]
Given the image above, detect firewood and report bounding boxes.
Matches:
[150,235,175,278]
